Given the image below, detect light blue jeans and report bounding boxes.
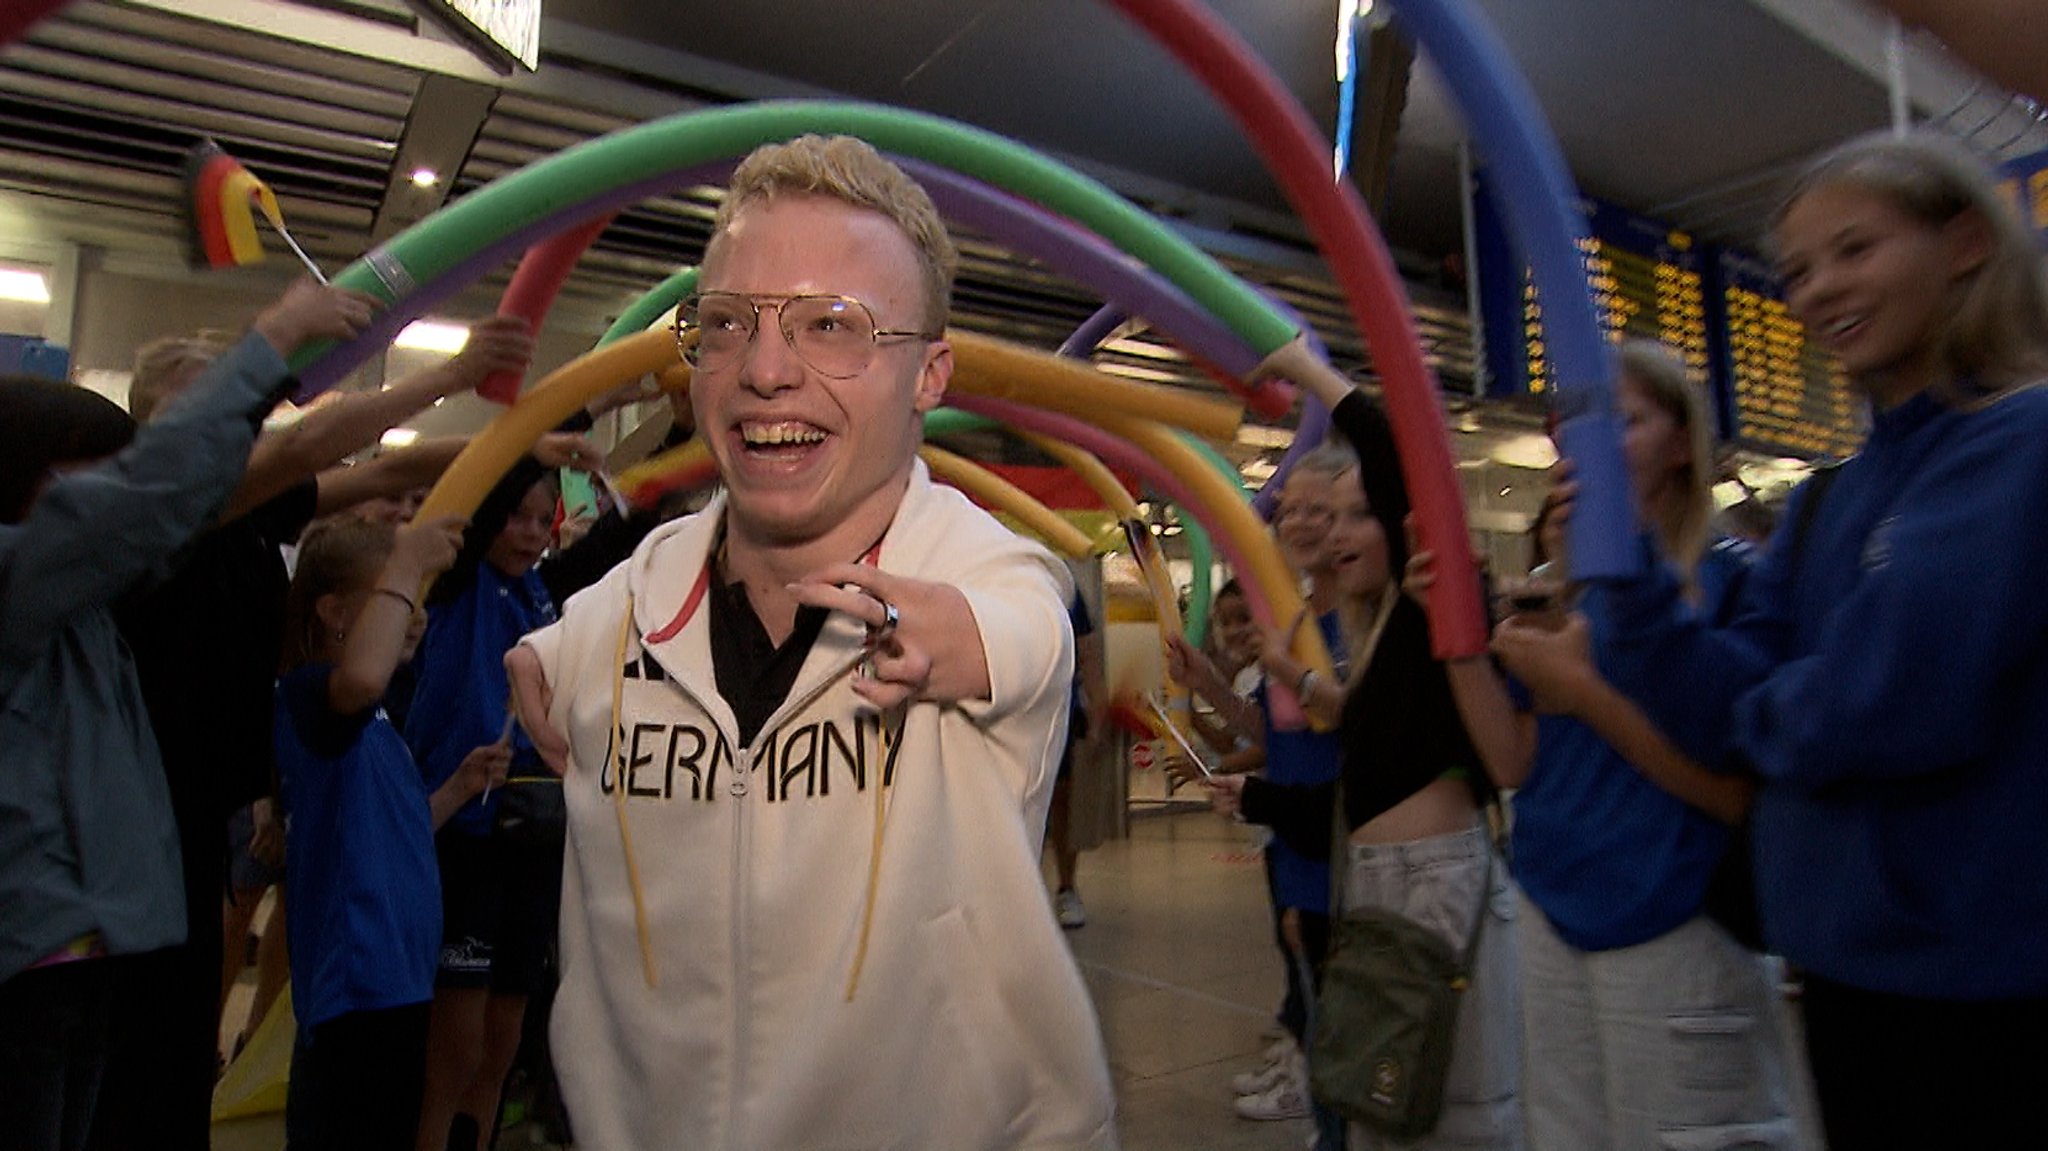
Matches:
[1518,896,1803,1150]
[1340,825,1524,1150]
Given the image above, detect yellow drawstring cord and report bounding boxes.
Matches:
[611,594,658,988]
[843,704,897,1003]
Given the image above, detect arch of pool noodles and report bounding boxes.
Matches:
[584,340,1333,730]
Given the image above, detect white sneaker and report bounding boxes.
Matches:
[1054,888,1087,929]
[1230,1037,1298,1095]
[1234,1067,1311,1121]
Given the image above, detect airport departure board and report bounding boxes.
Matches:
[1476,182,1867,460]
[1997,147,2048,242]
[1519,200,1710,395]
[1717,250,1864,459]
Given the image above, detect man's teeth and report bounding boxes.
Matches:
[741,423,826,446]
[1829,316,1863,336]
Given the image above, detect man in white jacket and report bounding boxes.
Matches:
[507,135,1117,1150]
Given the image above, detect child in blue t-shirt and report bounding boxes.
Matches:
[275,516,509,1151]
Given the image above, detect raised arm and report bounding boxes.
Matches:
[1875,0,2048,106]
[311,436,467,518]
[327,516,465,716]
[222,314,532,521]
[0,282,374,682]
[1164,633,1263,743]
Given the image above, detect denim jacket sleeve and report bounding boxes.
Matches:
[0,333,291,698]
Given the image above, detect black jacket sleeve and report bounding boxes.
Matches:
[1239,776,1339,863]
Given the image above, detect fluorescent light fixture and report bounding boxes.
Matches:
[0,267,51,303]
[1490,433,1560,471]
[410,167,440,188]
[1234,425,1294,450]
[395,320,469,354]
[380,427,420,449]
[1093,361,1182,385]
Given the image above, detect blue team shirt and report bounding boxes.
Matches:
[1600,388,2048,997]
[276,663,441,1028]
[406,563,556,837]
[1508,542,1751,951]
[1258,610,1349,913]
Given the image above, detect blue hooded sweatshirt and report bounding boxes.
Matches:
[1596,384,2048,1000]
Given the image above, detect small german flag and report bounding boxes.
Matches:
[182,140,325,281]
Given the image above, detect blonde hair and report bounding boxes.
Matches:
[709,135,957,333]
[130,331,232,423]
[1775,131,2048,401]
[1287,442,1359,486]
[1617,340,1717,583]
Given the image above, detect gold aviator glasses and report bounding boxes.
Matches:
[676,292,939,380]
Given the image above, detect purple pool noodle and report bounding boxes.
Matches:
[1058,303,1130,359]
[1249,289,1334,519]
[899,158,1265,381]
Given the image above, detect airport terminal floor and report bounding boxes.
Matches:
[211,809,1828,1151]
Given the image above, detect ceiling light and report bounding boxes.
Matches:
[380,427,420,449]
[395,320,469,354]
[0,267,51,303]
[1235,425,1294,450]
[1490,433,1559,471]
[410,167,440,188]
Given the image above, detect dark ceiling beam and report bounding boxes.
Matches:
[370,72,495,243]
[1347,18,1415,221]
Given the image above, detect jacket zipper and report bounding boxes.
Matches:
[727,736,750,1150]
[720,649,864,1149]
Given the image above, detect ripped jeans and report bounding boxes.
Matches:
[1519,898,1802,1151]
[1340,825,1524,1151]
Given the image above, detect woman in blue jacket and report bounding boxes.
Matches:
[1500,132,2048,1150]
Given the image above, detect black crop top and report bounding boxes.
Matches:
[1238,391,1489,861]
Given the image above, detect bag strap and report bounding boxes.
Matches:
[1320,586,1495,977]
[1326,590,1401,908]
[1452,849,1493,975]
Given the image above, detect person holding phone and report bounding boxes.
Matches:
[1408,341,1796,1149]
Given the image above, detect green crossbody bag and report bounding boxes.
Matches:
[1309,807,1491,1140]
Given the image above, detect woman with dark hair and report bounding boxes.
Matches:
[1206,384,1522,1150]
[407,461,563,1151]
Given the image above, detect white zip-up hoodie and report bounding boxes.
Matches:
[520,462,1117,1150]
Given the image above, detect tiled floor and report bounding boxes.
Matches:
[216,808,1309,1150]
[1064,810,1317,1151]
[220,806,1831,1149]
